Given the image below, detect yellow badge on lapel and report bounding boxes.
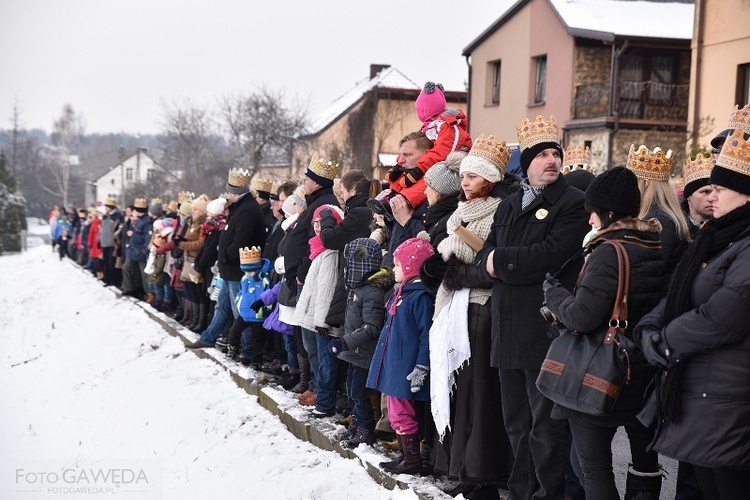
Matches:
[224,224,229,230]
[535,208,549,220]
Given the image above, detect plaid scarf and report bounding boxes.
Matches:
[201,212,227,238]
[521,181,546,210]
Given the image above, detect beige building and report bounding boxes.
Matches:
[688,0,750,149]
[291,64,467,181]
[463,0,694,173]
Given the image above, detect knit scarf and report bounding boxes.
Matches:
[656,202,750,423]
[309,235,326,261]
[201,213,227,238]
[521,181,546,210]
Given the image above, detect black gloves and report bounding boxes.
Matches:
[318,208,336,232]
[250,299,265,312]
[402,167,424,187]
[315,326,330,338]
[542,272,561,295]
[639,327,670,368]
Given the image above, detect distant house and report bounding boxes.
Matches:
[94,149,178,206]
[688,0,750,149]
[463,0,694,173]
[291,64,468,180]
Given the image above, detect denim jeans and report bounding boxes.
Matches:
[199,280,240,344]
[314,333,339,413]
[148,282,164,303]
[163,284,174,304]
[500,368,567,500]
[568,415,658,500]
[301,327,318,393]
[282,333,298,368]
[346,363,373,431]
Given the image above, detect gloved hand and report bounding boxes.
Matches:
[328,337,348,356]
[421,254,448,282]
[318,208,336,231]
[315,326,330,338]
[543,272,560,294]
[387,166,405,183]
[250,299,265,312]
[639,327,670,368]
[401,167,424,188]
[406,364,429,393]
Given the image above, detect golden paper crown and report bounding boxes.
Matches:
[723,104,750,135]
[516,115,560,151]
[239,246,262,265]
[715,129,750,178]
[104,197,118,207]
[307,156,339,181]
[468,134,512,171]
[150,197,163,206]
[251,178,275,193]
[627,145,673,182]
[227,167,251,187]
[177,191,195,204]
[133,197,148,209]
[683,153,715,187]
[562,145,591,172]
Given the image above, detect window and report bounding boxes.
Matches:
[486,60,502,105]
[737,63,750,107]
[534,56,547,104]
[584,140,592,151]
[147,169,155,180]
[125,167,133,181]
[110,179,115,185]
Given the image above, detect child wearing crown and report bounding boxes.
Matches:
[222,246,273,364]
[375,82,472,213]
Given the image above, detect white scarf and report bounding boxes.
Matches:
[429,287,471,442]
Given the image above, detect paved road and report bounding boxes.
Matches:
[614,427,677,498]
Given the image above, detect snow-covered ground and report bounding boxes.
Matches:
[0,223,434,500]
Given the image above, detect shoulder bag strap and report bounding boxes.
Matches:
[602,240,630,345]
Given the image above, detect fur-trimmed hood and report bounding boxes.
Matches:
[363,267,395,291]
[588,217,662,250]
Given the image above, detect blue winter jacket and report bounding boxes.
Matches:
[366,280,434,401]
[125,214,153,263]
[236,258,273,323]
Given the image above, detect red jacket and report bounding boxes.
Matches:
[87,217,103,259]
[417,108,472,173]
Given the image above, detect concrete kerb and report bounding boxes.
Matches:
[115,290,448,500]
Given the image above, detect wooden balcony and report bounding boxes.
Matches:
[573,80,689,122]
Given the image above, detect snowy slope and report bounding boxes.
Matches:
[0,228,424,500]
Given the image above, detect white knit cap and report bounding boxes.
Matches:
[207,197,227,216]
[460,155,503,183]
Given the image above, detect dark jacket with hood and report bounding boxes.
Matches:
[423,194,459,250]
[545,218,665,420]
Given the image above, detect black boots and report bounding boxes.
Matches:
[625,465,663,500]
[179,300,193,326]
[381,434,421,474]
[187,301,201,331]
[190,303,208,333]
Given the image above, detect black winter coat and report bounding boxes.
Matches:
[195,228,220,277]
[545,218,665,419]
[637,227,750,469]
[218,193,267,282]
[645,206,688,279]
[423,194,459,250]
[477,174,590,369]
[283,187,340,283]
[338,269,395,369]
[322,193,373,328]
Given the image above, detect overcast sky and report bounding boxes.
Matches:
[0,0,513,135]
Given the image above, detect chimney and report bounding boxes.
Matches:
[370,64,391,79]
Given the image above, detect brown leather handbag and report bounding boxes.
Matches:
[536,240,635,416]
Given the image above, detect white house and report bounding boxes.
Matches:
[94,149,177,205]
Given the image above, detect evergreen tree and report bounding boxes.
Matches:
[0,151,27,253]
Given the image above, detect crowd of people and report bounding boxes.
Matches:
[49,89,750,500]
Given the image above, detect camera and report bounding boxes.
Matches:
[539,305,557,324]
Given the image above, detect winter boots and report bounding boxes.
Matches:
[179,300,193,326]
[346,427,376,449]
[624,465,663,500]
[381,434,421,474]
[290,355,310,394]
[190,303,208,333]
[187,301,201,331]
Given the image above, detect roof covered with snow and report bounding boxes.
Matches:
[306,66,420,136]
[464,0,694,54]
[548,0,694,41]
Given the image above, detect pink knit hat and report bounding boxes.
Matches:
[415,81,447,124]
[313,204,344,224]
[392,236,435,281]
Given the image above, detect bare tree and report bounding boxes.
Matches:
[35,105,85,207]
[218,86,309,177]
